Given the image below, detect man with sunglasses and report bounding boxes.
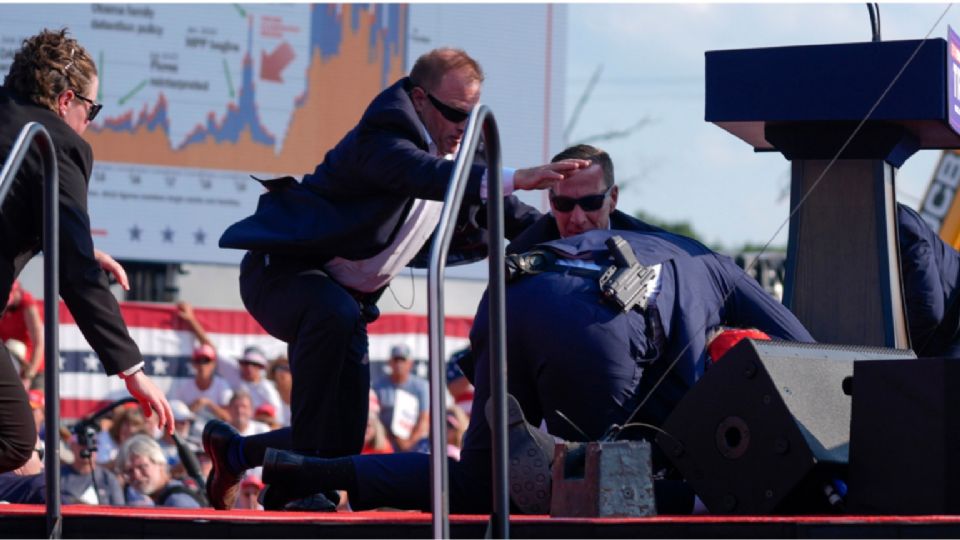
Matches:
[507,143,667,255]
[210,47,588,511]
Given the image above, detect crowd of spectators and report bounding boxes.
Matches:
[0,291,472,511]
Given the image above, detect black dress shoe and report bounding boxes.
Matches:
[202,420,242,510]
[258,486,338,512]
[486,394,557,514]
[260,448,339,511]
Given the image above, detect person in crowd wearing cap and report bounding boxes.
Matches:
[230,346,283,418]
[207,46,590,511]
[61,430,125,506]
[227,390,270,438]
[372,344,430,452]
[119,434,203,508]
[0,282,43,390]
[0,30,175,474]
[266,357,292,427]
[172,302,235,424]
[234,472,265,510]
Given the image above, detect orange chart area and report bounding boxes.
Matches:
[86,4,407,176]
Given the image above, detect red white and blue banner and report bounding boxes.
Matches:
[53,302,473,420]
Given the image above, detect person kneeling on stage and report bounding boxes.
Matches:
[255,229,814,514]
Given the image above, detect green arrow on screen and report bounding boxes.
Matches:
[223,59,235,99]
[118,80,148,106]
[233,4,246,17]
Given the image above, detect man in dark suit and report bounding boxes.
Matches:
[206,47,589,510]
[0,30,173,474]
[897,203,960,357]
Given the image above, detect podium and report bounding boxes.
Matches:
[706,38,960,347]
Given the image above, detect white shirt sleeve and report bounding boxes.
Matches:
[479,167,516,200]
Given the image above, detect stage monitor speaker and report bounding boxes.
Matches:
[656,339,914,515]
[848,357,960,514]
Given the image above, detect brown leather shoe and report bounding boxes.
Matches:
[202,419,242,510]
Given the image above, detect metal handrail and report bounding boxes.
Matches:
[427,104,509,539]
[0,122,61,538]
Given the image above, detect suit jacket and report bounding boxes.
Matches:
[526,229,815,426]
[220,77,535,263]
[0,87,140,375]
[897,203,960,356]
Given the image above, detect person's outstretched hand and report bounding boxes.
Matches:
[513,159,591,191]
[94,248,130,291]
[124,370,174,435]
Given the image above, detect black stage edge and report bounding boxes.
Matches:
[4,506,960,538]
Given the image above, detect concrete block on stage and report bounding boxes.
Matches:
[706,37,960,348]
[550,440,656,518]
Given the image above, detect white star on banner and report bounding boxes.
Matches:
[151,356,168,376]
[58,355,65,370]
[83,354,99,372]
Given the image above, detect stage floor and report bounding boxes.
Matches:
[4,505,960,538]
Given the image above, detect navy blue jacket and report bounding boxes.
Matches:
[538,229,813,424]
[220,77,537,263]
[897,203,960,357]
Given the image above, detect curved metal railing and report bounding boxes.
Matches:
[0,121,61,538]
[427,105,509,539]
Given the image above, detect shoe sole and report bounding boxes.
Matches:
[490,396,553,514]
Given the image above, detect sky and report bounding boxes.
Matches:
[564,3,956,251]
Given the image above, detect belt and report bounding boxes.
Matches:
[258,251,382,321]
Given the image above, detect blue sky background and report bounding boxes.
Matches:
[564,3,955,250]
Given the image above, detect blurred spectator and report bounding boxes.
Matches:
[254,403,280,430]
[169,339,233,426]
[98,405,148,466]
[446,405,469,461]
[362,390,392,455]
[446,348,475,415]
[5,338,25,378]
[231,346,283,416]
[0,281,44,390]
[234,472,264,510]
[373,344,430,452]
[27,389,43,437]
[158,400,196,479]
[61,431,125,505]
[175,301,281,417]
[118,434,203,508]
[228,390,270,437]
[266,356,292,426]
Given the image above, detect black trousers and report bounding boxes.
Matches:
[238,251,370,457]
[0,344,35,473]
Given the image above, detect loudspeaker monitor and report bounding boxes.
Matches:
[656,339,914,514]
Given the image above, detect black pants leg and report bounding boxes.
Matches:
[239,252,369,458]
[0,345,35,473]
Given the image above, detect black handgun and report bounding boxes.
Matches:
[599,235,657,312]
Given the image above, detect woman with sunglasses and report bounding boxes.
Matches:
[0,28,174,474]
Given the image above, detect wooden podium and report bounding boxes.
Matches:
[706,38,960,347]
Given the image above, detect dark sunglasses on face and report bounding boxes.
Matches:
[72,91,103,122]
[424,91,470,123]
[240,360,264,368]
[192,357,214,366]
[550,185,613,213]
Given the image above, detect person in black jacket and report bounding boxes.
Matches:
[0,29,173,474]
[206,47,589,510]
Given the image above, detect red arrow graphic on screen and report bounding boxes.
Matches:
[260,42,295,82]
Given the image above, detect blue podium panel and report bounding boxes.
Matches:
[706,39,960,151]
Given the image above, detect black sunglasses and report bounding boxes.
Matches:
[191,357,214,365]
[72,91,103,122]
[425,91,470,123]
[550,185,613,213]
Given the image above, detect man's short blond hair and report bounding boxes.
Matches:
[409,47,483,92]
